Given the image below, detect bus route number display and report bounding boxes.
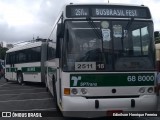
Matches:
[71,8,89,17]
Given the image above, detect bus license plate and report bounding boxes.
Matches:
[75,62,96,71]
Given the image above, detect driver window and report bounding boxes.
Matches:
[141,27,149,55]
[132,29,141,56]
[132,26,149,56]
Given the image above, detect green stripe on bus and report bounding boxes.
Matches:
[70,73,155,87]
[22,67,41,72]
[48,67,56,72]
[6,68,17,72]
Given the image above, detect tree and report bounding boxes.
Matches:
[0,47,8,60]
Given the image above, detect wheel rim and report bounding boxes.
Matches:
[18,75,22,84]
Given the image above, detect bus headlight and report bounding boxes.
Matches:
[81,88,87,94]
[71,88,78,95]
[147,87,153,93]
[139,87,145,93]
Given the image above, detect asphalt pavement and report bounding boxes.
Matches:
[0,77,63,120]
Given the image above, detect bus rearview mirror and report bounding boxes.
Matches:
[57,23,64,38]
[154,31,160,38]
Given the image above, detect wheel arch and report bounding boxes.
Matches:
[16,70,23,78]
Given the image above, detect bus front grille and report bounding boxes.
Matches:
[84,95,140,99]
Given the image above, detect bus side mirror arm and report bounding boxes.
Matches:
[56,23,64,58]
[56,37,62,58]
[57,23,64,38]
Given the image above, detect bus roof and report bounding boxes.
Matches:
[65,3,148,7]
[6,41,43,53]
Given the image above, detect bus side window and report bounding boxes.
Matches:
[47,46,56,60]
[6,53,10,64]
[56,23,64,58]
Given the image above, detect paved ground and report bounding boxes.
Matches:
[0,77,63,120]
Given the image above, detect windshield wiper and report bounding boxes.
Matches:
[86,17,102,39]
[121,18,134,52]
[125,18,134,30]
[85,17,107,64]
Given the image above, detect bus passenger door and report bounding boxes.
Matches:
[5,64,12,80]
[5,53,13,80]
[10,52,16,81]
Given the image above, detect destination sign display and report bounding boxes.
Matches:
[66,5,151,19]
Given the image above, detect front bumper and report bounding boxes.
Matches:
[62,95,158,118]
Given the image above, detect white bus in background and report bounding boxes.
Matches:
[156,43,160,71]
[5,39,48,84]
[45,3,158,118]
[0,59,5,66]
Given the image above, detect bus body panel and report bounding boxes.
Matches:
[61,71,158,118]
[62,95,157,118]
[45,59,57,95]
[5,67,16,81]
[5,63,42,82]
[45,57,61,106]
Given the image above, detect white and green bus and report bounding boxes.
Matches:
[5,39,48,84]
[46,3,158,118]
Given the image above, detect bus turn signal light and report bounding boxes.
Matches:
[64,88,70,95]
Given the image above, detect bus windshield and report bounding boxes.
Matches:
[63,20,155,71]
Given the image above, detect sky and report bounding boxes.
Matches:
[0,0,160,44]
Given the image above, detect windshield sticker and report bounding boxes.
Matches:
[124,30,128,37]
[101,29,111,41]
[113,25,122,38]
[101,21,109,28]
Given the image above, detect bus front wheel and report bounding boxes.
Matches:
[17,73,23,85]
[5,78,8,82]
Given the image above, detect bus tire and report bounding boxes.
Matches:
[5,78,9,82]
[17,73,23,85]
